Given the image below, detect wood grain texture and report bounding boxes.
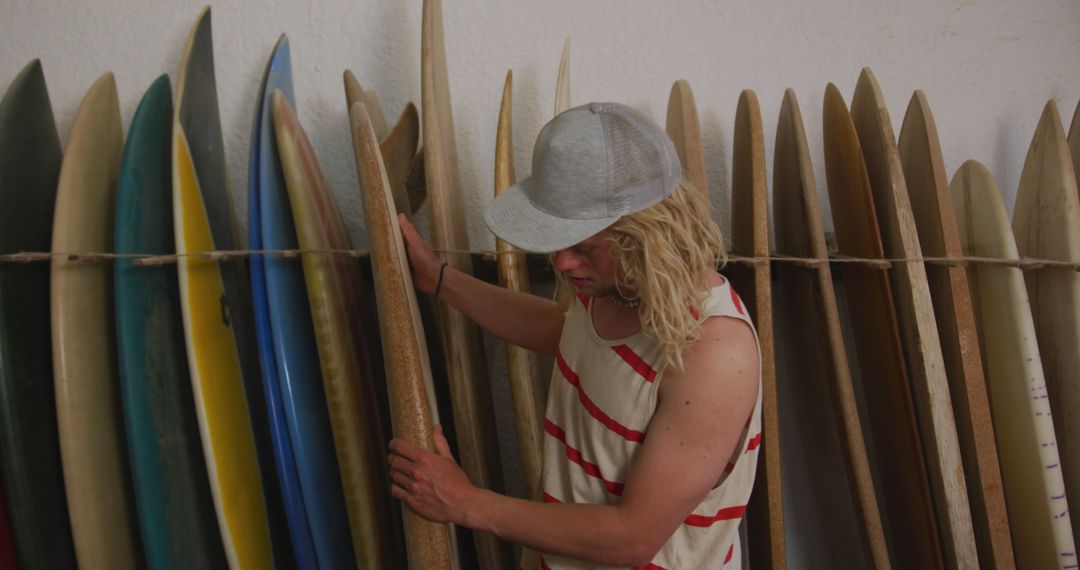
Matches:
[494,70,546,497]
[555,38,570,115]
[850,69,976,568]
[951,160,1077,570]
[666,79,708,198]
[422,0,509,567]
[273,92,394,570]
[350,100,457,570]
[0,58,76,570]
[823,82,942,569]
[1012,100,1080,553]
[772,88,890,570]
[898,91,1014,569]
[51,72,141,570]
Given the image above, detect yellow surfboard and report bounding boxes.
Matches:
[173,126,272,570]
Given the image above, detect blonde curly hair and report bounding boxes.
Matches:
[606,180,726,370]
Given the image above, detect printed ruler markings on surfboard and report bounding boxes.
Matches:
[951,160,1077,569]
[422,0,510,567]
[350,99,457,570]
[823,82,941,569]
[897,89,1014,569]
[494,69,546,498]
[772,87,893,570]
[1013,100,1080,554]
[51,71,143,570]
[0,58,77,570]
[850,68,976,568]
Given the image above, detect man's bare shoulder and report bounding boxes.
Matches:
[661,313,759,403]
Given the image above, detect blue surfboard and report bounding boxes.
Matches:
[249,35,354,569]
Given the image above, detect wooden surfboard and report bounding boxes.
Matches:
[772,88,889,570]
[1068,100,1080,202]
[555,38,570,115]
[422,0,509,567]
[725,89,787,569]
[0,59,76,570]
[1012,100,1080,554]
[665,79,708,198]
[174,124,274,570]
[350,99,458,570]
[897,90,1014,569]
[850,69,977,568]
[822,82,941,569]
[250,37,355,570]
[494,70,546,497]
[951,160,1078,569]
[115,74,226,570]
[273,91,395,570]
[50,72,141,569]
[174,8,289,568]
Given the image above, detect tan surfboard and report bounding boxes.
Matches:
[1013,100,1080,553]
[898,90,1014,569]
[494,70,546,497]
[422,1,508,567]
[50,72,141,570]
[1069,100,1080,201]
[951,160,1077,569]
[665,79,708,197]
[823,82,942,569]
[772,88,889,570]
[344,70,425,215]
[554,38,570,115]
[850,69,977,568]
[349,100,457,570]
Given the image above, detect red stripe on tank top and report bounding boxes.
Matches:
[611,344,658,383]
[746,432,762,452]
[729,286,745,315]
[635,564,669,570]
[545,419,625,495]
[556,349,648,443]
[539,554,552,570]
[724,543,735,564]
[576,292,590,310]
[684,505,746,527]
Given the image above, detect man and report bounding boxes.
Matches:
[390,102,761,569]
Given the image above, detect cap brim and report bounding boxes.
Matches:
[484,177,619,253]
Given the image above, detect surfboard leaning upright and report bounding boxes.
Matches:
[422,0,509,567]
[0,59,76,570]
[772,88,889,570]
[350,99,458,570]
[951,160,1077,569]
[850,69,976,567]
[897,90,1013,568]
[1012,100,1080,553]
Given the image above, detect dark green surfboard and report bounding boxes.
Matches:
[114,74,227,570]
[0,59,76,569]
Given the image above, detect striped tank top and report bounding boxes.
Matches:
[520,278,763,570]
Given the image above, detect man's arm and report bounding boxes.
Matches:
[388,315,760,566]
[399,213,567,356]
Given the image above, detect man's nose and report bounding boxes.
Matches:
[551,249,580,271]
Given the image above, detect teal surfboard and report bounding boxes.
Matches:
[0,59,76,570]
[249,36,354,569]
[115,74,227,570]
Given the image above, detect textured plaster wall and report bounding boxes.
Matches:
[4,0,1080,497]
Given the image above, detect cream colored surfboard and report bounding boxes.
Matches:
[422,0,509,567]
[850,68,977,568]
[898,90,1014,569]
[823,82,940,569]
[494,70,546,497]
[665,79,708,198]
[51,72,141,570]
[555,38,570,115]
[1013,100,1080,553]
[349,100,456,570]
[772,88,889,570]
[174,125,273,570]
[951,160,1077,569]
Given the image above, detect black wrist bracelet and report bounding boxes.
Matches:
[434,261,450,300]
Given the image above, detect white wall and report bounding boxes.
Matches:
[5,0,1080,249]
[4,0,1080,497]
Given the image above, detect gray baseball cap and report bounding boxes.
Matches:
[484,102,682,253]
